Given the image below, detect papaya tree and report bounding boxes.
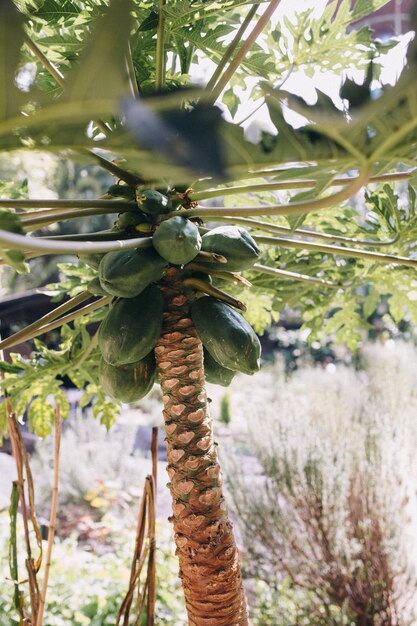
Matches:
[2,0,417,624]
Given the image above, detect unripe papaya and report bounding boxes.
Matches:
[78,253,104,270]
[98,285,163,366]
[115,211,147,230]
[137,189,171,215]
[191,296,261,375]
[201,226,259,271]
[204,349,236,387]
[99,352,156,403]
[153,216,201,265]
[87,276,111,296]
[107,184,136,200]
[98,247,168,298]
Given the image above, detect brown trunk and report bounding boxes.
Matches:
[155,268,249,626]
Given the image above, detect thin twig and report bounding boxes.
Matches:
[155,0,166,90]
[126,41,140,98]
[116,478,151,625]
[186,262,253,287]
[87,151,145,186]
[0,199,136,211]
[254,235,417,269]
[23,211,132,232]
[146,477,156,626]
[183,277,247,310]
[172,166,371,219]
[208,0,282,103]
[194,251,228,264]
[7,408,41,623]
[252,263,340,287]
[0,292,91,352]
[9,482,21,614]
[23,33,111,136]
[35,404,61,626]
[0,297,112,352]
[0,230,153,255]
[205,5,258,93]
[213,216,400,248]
[151,428,158,505]
[189,171,411,202]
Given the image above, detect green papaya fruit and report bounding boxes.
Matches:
[191,296,261,375]
[107,183,136,200]
[201,226,259,271]
[115,211,147,230]
[78,253,104,270]
[153,216,201,265]
[137,189,172,216]
[98,285,163,366]
[98,247,168,298]
[87,276,111,296]
[204,349,236,387]
[99,352,156,403]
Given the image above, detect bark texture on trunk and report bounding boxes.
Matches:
[155,269,249,626]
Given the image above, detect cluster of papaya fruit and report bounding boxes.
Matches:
[84,187,262,403]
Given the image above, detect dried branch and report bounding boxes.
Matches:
[35,404,61,626]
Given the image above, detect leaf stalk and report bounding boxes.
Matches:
[252,263,339,287]
[208,0,283,103]
[254,235,417,269]
[0,292,91,352]
[0,230,153,255]
[156,0,166,90]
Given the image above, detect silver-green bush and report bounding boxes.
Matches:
[226,341,417,625]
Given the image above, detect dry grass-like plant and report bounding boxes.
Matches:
[226,341,417,625]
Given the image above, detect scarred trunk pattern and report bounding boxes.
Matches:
[155,268,249,626]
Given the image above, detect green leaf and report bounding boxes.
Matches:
[351,0,392,22]
[0,1,26,121]
[0,361,24,374]
[389,293,405,324]
[32,0,82,24]
[0,209,28,273]
[363,286,379,319]
[60,0,132,104]
[223,89,240,119]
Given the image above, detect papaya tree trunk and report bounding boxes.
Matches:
[155,268,249,626]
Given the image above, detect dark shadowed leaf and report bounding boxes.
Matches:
[60,0,132,104]
[120,96,226,179]
[0,1,26,121]
[138,10,159,31]
[32,0,81,23]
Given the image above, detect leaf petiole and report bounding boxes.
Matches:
[0,292,91,352]
[0,297,111,352]
[254,235,417,269]
[252,263,339,287]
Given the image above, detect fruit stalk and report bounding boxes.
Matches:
[155,268,249,626]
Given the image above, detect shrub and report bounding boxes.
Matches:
[226,342,417,625]
[31,411,148,514]
[0,512,186,626]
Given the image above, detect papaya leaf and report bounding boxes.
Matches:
[223,88,240,118]
[0,1,26,121]
[60,0,132,104]
[351,0,393,22]
[120,96,226,179]
[0,209,28,273]
[163,0,265,30]
[0,362,25,374]
[31,0,82,24]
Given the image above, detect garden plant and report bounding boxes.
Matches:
[2,0,417,624]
